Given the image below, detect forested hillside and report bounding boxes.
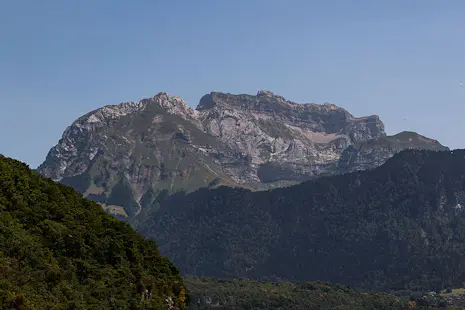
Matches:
[184,276,450,310]
[136,149,465,292]
[0,155,187,309]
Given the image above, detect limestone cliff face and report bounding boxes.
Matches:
[37,90,446,217]
[196,91,385,183]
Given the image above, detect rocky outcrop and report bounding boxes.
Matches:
[196,91,386,183]
[37,90,448,217]
[338,131,449,173]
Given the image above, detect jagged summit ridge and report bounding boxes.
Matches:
[37,90,446,218]
[79,92,197,126]
[197,90,357,116]
[256,89,274,97]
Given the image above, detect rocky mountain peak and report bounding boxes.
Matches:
[256,90,275,97]
[152,92,185,104]
[197,90,290,111]
[144,92,198,120]
[196,93,216,110]
[37,90,447,218]
[198,91,339,115]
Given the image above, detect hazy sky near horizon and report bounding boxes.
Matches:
[1,0,465,168]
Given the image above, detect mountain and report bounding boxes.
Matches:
[135,149,465,292]
[37,91,448,217]
[0,155,187,309]
[338,131,447,173]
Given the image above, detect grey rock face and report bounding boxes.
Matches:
[37,90,446,217]
[196,91,386,183]
[338,131,449,173]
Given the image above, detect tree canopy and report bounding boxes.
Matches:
[0,155,187,309]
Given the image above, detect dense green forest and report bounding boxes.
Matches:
[184,276,450,309]
[136,149,465,292]
[0,155,187,309]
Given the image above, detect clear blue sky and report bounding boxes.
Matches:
[1,0,465,168]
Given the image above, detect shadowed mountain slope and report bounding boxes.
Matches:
[136,149,465,292]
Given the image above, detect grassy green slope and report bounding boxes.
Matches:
[0,155,187,309]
